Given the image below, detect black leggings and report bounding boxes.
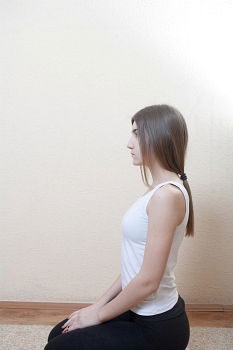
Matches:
[44,295,190,350]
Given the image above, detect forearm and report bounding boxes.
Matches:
[98,274,155,323]
[94,274,122,307]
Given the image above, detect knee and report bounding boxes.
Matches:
[47,328,56,343]
[47,319,68,342]
[44,341,52,350]
[44,339,59,350]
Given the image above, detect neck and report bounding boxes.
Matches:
[148,165,180,188]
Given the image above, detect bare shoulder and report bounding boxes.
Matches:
[148,183,184,205]
[147,184,185,226]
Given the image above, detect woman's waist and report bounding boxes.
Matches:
[130,294,186,322]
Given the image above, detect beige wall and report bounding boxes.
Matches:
[1,1,233,304]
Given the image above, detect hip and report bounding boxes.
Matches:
[129,295,190,349]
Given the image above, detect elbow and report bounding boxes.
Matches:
[137,274,159,295]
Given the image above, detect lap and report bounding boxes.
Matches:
[44,311,147,350]
[44,309,190,350]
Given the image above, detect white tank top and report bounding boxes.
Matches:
[120,181,189,315]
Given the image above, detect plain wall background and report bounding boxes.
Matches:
[1,0,233,304]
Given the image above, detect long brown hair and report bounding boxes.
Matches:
[131,104,194,237]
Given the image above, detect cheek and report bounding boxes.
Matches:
[136,143,141,155]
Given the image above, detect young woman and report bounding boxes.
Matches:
[44,104,194,350]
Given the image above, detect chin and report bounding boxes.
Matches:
[132,159,142,166]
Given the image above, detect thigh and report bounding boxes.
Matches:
[47,310,132,342]
[44,315,148,350]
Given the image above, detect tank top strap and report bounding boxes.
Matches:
[145,180,188,199]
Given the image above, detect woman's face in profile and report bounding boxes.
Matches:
[127,121,143,166]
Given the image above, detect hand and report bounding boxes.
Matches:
[61,304,102,333]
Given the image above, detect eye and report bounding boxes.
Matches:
[131,130,138,137]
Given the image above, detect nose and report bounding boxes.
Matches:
[127,139,133,150]
[127,134,134,149]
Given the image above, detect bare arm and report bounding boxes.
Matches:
[94,274,122,307]
[98,274,154,322]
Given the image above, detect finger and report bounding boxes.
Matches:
[62,314,77,327]
[68,324,78,332]
[62,327,69,333]
[61,320,69,328]
[68,310,79,318]
[63,324,76,333]
[61,318,73,328]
